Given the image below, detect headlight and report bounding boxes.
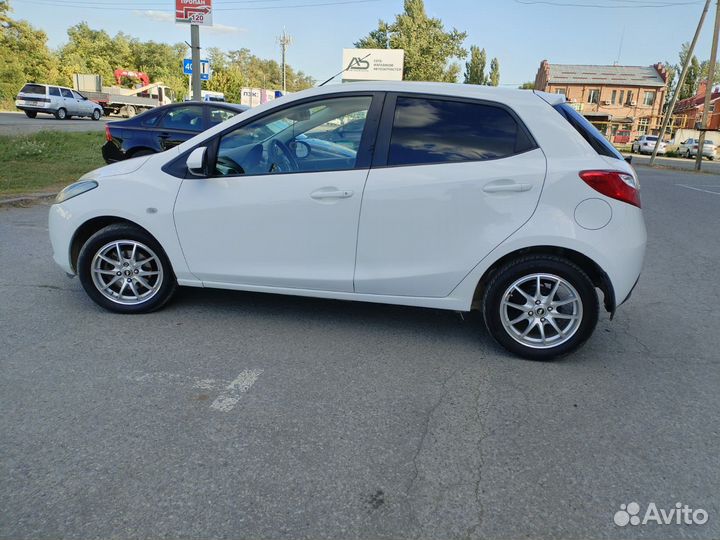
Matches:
[55,180,98,203]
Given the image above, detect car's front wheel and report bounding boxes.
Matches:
[482,255,599,360]
[92,109,101,121]
[77,223,177,313]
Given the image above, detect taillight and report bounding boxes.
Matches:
[579,170,641,208]
[105,125,112,142]
[693,145,699,150]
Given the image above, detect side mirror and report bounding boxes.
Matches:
[624,155,632,164]
[186,147,207,177]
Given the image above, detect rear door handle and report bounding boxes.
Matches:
[311,189,354,200]
[158,132,170,139]
[483,181,532,193]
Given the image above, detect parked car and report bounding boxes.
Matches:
[49,82,646,360]
[101,101,249,162]
[631,135,666,155]
[678,138,717,160]
[15,83,103,120]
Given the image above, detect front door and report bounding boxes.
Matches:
[354,94,547,297]
[174,93,380,292]
[60,88,77,115]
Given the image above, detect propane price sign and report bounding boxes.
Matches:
[175,0,213,26]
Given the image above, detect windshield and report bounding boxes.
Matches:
[645,136,658,141]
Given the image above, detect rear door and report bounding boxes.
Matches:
[354,93,546,297]
[156,104,204,150]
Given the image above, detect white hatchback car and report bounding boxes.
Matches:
[49,82,646,359]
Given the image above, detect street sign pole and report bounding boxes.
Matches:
[190,24,202,102]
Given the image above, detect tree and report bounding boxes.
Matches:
[488,58,500,86]
[518,81,535,90]
[355,0,467,82]
[463,45,486,85]
[676,42,701,100]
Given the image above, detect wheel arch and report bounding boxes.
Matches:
[471,245,616,316]
[69,216,159,273]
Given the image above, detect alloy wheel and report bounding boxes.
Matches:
[90,240,164,305]
[500,273,583,349]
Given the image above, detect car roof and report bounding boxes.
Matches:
[274,81,555,107]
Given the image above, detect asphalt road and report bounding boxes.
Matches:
[1,167,718,539]
[627,152,720,174]
[0,111,109,135]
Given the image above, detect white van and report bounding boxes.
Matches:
[15,83,103,120]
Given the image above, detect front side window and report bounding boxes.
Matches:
[159,105,204,132]
[72,91,85,100]
[643,91,655,106]
[60,88,73,99]
[214,96,372,177]
[387,97,534,166]
[588,89,600,104]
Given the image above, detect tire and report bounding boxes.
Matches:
[482,255,599,360]
[92,109,101,121]
[123,105,136,118]
[54,107,67,120]
[77,223,177,314]
[24,111,37,119]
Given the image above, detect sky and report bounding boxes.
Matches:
[9,0,718,86]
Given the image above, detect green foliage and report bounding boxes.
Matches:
[0,0,313,109]
[0,131,105,196]
[518,81,535,90]
[488,57,500,87]
[464,46,486,85]
[355,0,467,82]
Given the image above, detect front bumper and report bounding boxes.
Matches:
[49,203,77,275]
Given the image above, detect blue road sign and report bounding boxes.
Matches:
[183,59,210,80]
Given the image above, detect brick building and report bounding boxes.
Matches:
[534,60,669,143]
[672,80,720,131]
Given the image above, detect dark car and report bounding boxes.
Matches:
[102,102,249,163]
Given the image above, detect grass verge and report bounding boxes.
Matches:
[0,131,106,197]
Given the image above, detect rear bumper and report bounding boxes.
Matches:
[101,141,125,164]
[16,105,56,113]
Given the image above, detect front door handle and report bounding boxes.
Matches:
[483,181,532,193]
[311,189,354,200]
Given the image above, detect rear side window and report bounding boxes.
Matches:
[48,87,61,97]
[554,103,623,160]
[388,97,535,166]
[20,84,46,95]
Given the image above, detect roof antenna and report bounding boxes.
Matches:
[614,26,625,66]
[318,53,372,87]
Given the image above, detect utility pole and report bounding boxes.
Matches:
[278,29,292,93]
[190,24,202,101]
[695,0,720,171]
[650,0,712,166]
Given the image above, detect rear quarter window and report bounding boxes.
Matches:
[553,103,623,160]
[20,84,46,95]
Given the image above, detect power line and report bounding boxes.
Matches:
[514,0,701,7]
[22,0,382,10]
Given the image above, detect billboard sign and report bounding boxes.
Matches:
[240,88,277,108]
[342,49,404,82]
[176,0,213,26]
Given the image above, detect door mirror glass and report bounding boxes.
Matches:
[186,147,207,177]
[290,140,311,159]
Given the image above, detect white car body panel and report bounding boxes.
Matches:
[48,81,646,317]
[355,149,547,297]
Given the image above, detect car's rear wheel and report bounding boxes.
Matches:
[91,109,101,121]
[77,224,177,314]
[55,108,67,120]
[24,111,37,119]
[482,255,599,360]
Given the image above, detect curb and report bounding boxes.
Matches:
[0,192,57,208]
